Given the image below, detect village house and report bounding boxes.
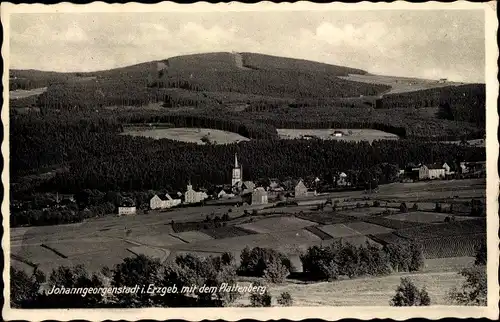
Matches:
[251,187,268,205]
[333,130,344,137]
[294,179,316,198]
[418,164,446,180]
[184,183,208,204]
[118,200,136,216]
[442,162,452,175]
[336,172,349,186]
[217,188,235,199]
[150,193,181,210]
[55,193,75,204]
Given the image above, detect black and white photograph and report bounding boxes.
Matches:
[2,1,498,320]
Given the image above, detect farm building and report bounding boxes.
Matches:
[150,193,181,210]
[217,188,235,199]
[418,164,446,180]
[442,163,452,175]
[333,130,344,137]
[185,183,208,204]
[251,187,268,205]
[118,200,136,216]
[294,179,316,198]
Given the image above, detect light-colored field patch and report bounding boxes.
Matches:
[173,229,322,254]
[344,222,395,235]
[43,238,131,258]
[170,231,214,243]
[127,246,168,261]
[130,233,186,247]
[9,87,47,99]
[277,129,399,143]
[122,127,250,145]
[236,271,466,306]
[318,224,362,238]
[237,216,317,233]
[385,211,475,223]
[338,74,463,95]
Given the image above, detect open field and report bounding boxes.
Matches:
[10,179,486,276]
[236,216,317,233]
[236,270,468,306]
[385,211,477,223]
[127,246,168,261]
[122,127,250,145]
[277,128,399,143]
[337,74,463,95]
[418,234,486,259]
[9,87,47,99]
[170,231,214,243]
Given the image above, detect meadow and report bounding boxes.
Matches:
[277,128,399,143]
[10,179,485,281]
[9,87,47,99]
[337,74,464,95]
[122,127,251,145]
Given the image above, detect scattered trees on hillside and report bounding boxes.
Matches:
[390,277,431,306]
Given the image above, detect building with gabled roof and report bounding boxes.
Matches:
[418,163,446,180]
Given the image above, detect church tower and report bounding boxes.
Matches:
[232,153,242,187]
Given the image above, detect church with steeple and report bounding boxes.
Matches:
[231,153,242,187]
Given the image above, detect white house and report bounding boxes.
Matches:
[337,172,348,186]
[333,130,344,137]
[184,183,208,204]
[294,180,308,197]
[418,164,446,180]
[218,189,235,199]
[294,179,316,198]
[118,206,136,216]
[442,163,454,175]
[150,193,181,210]
[251,187,268,205]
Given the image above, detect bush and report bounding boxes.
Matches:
[411,203,418,211]
[399,202,408,213]
[373,200,381,207]
[277,292,293,306]
[390,277,431,306]
[239,246,292,278]
[434,202,442,212]
[250,282,272,307]
[263,259,290,283]
[448,266,486,306]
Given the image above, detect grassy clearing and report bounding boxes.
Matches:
[235,270,466,306]
[201,226,255,239]
[343,222,396,236]
[236,216,317,233]
[9,87,47,99]
[130,234,187,247]
[338,74,463,95]
[277,128,399,143]
[122,127,251,145]
[127,246,167,260]
[318,224,364,238]
[170,231,214,243]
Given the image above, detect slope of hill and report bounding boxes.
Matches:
[241,52,367,75]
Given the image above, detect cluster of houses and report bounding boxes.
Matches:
[401,161,486,181]
[115,156,486,216]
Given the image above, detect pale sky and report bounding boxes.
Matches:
[9,10,485,82]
